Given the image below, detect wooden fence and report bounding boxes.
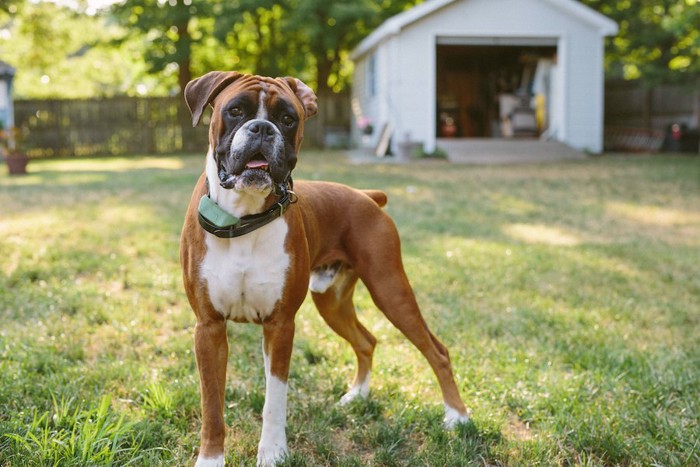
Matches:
[14,93,350,158]
[605,81,699,131]
[604,80,699,152]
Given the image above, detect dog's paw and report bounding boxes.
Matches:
[443,404,470,430]
[195,453,225,467]
[257,441,287,467]
[338,379,370,406]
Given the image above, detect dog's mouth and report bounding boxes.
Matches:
[244,153,270,172]
[219,152,274,191]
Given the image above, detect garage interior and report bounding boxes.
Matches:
[436,43,558,139]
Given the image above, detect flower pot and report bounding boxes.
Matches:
[5,152,29,175]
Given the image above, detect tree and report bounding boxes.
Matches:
[0,1,145,98]
[580,0,700,85]
[283,0,421,95]
[0,0,22,16]
[110,0,231,149]
[210,1,308,80]
[110,0,211,96]
[208,0,420,145]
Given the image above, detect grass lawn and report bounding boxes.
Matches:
[1,151,699,466]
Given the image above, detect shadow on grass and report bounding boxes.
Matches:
[282,393,502,466]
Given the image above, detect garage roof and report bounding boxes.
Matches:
[351,0,619,59]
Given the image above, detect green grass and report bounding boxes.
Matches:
[1,151,699,466]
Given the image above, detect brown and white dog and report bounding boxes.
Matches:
[180,71,469,467]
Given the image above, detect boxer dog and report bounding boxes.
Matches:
[180,71,469,467]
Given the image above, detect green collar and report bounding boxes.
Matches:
[198,180,296,238]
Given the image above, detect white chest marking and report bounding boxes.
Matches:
[201,220,289,322]
[201,148,289,322]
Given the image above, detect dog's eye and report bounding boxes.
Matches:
[228,107,243,117]
[281,115,295,127]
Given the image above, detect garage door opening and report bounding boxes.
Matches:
[436,43,558,139]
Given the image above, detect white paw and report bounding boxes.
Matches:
[195,453,224,467]
[443,403,470,430]
[338,379,370,406]
[256,443,288,467]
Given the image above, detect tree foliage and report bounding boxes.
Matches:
[3,0,698,99]
[581,0,700,85]
[110,0,217,94]
[109,0,420,96]
[0,1,148,98]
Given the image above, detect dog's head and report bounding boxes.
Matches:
[185,71,317,193]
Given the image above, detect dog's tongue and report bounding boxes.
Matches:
[246,160,268,169]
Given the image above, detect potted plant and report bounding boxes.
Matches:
[396,132,423,162]
[1,124,29,175]
[357,116,374,136]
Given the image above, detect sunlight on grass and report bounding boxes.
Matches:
[0,204,160,239]
[487,193,539,216]
[4,172,111,187]
[503,223,583,246]
[39,156,186,173]
[606,201,700,226]
[1,153,699,466]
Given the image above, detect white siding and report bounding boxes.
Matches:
[351,40,394,149]
[352,0,614,154]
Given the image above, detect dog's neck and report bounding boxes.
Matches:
[205,147,273,218]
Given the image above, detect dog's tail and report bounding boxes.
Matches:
[362,190,388,208]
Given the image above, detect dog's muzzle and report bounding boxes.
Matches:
[217,118,287,190]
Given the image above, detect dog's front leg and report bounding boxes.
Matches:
[194,316,229,467]
[258,313,295,467]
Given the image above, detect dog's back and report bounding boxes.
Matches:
[293,181,392,265]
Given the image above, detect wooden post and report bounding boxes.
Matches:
[643,87,653,130]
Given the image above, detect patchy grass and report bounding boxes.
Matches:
[1,152,699,466]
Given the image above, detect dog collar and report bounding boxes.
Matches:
[198,178,296,238]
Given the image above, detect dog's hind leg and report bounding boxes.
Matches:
[351,221,470,428]
[311,266,377,405]
[364,269,469,427]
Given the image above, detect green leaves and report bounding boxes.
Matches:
[581,0,700,84]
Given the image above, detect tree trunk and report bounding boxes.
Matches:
[312,58,334,148]
[175,15,199,152]
[642,87,653,130]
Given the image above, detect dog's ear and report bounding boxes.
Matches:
[184,71,242,127]
[284,78,318,120]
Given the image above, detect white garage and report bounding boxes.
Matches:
[350,0,618,156]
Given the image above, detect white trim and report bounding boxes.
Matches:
[437,36,559,47]
[431,32,565,148]
[351,0,455,60]
[427,33,438,153]
[351,0,617,60]
[434,29,566,41]
[556,34,569,142]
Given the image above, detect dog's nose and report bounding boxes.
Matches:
[248,121,274,138]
